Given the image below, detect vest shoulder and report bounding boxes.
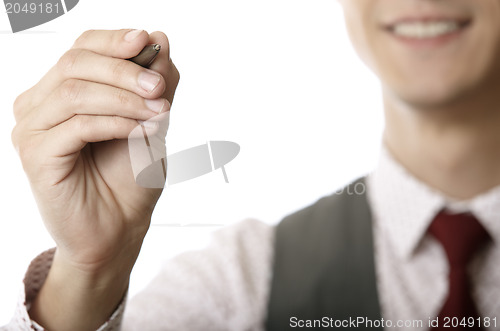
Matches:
[277,177,369,235]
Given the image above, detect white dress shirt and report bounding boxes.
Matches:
[368,147,500,330]
[4,146,500,330]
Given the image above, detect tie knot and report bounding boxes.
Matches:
[428,210,490,267]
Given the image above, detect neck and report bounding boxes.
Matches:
[383,88,500,200]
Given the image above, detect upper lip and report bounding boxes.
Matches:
[382,15,472,30]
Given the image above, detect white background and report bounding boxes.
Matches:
[0,0,383,324]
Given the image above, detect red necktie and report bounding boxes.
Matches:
[428,210,490,330]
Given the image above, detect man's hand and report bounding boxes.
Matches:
[11,29,180,330]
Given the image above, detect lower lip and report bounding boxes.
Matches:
[387,24,470,48]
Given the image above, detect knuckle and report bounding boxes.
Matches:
[10,125,20,150]
[13,92,27,121]
[108,116,126,136]
[16,139,34,165]
[58,79,84,105]
[73,29,96,48]
[103,116,121,140]
[114,88,132,107]
[73,115,91,133]
[57,49,84,76]
[110,60,129,83]
[17,144,30,163]
[11,124,38,168]
[110,115,122,128]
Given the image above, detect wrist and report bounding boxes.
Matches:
[53,248,130,292]
[53,216,149,275]
[28,248,132,330]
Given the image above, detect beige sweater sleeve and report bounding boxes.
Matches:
[1,248,125,331]
[2,219,275,331]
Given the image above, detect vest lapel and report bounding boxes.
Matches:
[266,178,382,330]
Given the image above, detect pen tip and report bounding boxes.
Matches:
[153,44,161,51]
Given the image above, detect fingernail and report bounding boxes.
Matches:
[138,70,161,93]
[145,99,167,113]
[139,120,158,129]
[125,29,143,42]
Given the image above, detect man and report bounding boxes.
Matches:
[4,0,500,330]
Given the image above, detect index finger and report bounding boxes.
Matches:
[72,29,150,59]
[23,29,154,108]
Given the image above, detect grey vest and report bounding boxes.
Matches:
[266,178,382,330]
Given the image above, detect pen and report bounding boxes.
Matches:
[128,44,161,67]
[127,44,167,181]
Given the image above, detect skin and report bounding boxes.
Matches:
[339,0,500,199]
[11,0,500,329]
[11,29,179,330]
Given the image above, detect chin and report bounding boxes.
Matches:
[384,67,486,110]
[384,83,461,110]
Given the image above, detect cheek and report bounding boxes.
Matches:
[472,4,500,74]
[342,8,379,72]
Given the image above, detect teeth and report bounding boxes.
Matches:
[393,21,460,39]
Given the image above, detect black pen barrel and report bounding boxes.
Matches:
[128,44,161,68]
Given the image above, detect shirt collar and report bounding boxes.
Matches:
[467,188,500,245]
[367,145,500,260]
